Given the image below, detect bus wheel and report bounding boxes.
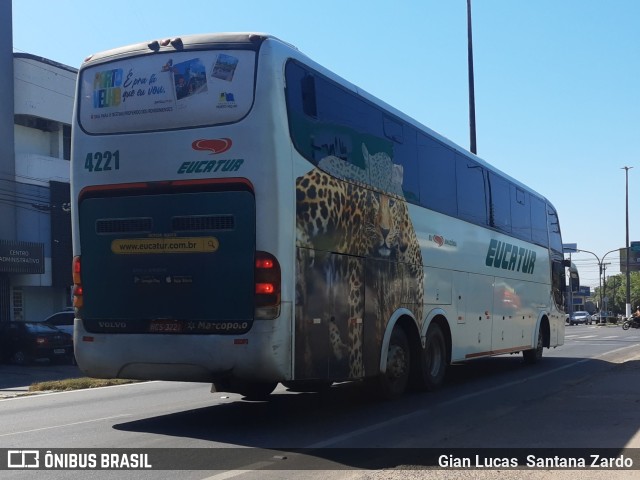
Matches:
[523,326,544,364]
[378,327,410,400]
[237,382,278,401]
[419,322,447,391]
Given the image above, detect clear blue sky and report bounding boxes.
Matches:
[11,0,640,288]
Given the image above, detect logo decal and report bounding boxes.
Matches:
[485,239,536,274]
[191,138,232,155]
[429,234,457,248]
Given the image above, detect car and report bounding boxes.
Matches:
[589,311,612,323]
[569,311,591,325]
[0,321,74,365]
[42,310,74,336]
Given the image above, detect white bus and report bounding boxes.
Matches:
[71,33,577,399]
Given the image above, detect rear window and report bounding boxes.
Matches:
[79,50,256,134]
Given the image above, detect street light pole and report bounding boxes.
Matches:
[467,0,477,155]
[576,248,619,322]
[623,166,633,317]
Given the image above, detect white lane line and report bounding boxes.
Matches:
[0,414,133,437]
[305,343,640,449]
[0,381,161,402]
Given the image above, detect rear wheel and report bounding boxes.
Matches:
[622,320,631,331]
[377,327,410,400]
[418,322,447,391]
[236,381,278,401]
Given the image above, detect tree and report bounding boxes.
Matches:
[591,271,640,314]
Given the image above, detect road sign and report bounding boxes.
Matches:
[620,247,640,273]
[563,243,578,253]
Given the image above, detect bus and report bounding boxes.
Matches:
[71,33,578,400]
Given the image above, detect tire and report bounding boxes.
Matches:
[236,381,278,401]
[10,350,31,366]
[523,325,544,364]
[413,322,447,391]
[377,327,410,400]
[622,320,631,331]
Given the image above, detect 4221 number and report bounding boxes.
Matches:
[84,151,120,172]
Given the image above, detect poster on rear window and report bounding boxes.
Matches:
[80,50,255,134]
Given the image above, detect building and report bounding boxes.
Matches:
[1,3,76,322]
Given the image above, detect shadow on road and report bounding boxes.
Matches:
[111,355,640,469]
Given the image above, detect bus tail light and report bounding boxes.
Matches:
[72,256,84,309]
[254,251,280,319]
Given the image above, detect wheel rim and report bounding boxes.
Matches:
[12,351,26,365]
[387,344,408,381]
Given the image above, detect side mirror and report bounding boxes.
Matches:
[567,262,580,293]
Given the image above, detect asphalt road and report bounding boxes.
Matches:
[1,324,640,480]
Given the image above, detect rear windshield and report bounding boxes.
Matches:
[78,50,256,134]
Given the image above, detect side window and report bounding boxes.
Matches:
[417,133,457,216]
[530,195,548,247]
[286,60,417,200]
[488,172,511,233]
[456,155,487,225]
[547,204,563,254]
[551,256,566,309]
[511,185,532,242]
[383,119,419,202]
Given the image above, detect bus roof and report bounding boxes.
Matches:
[80,32,554,210]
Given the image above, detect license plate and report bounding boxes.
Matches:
[54,349,66,354]
[149,320,183,333]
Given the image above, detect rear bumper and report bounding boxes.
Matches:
[73,307,292,383]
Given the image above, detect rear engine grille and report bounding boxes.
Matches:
[96,218,153,235]
[172,215,235,232]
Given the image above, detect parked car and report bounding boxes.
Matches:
[569,311,591,325]
[42,310,74,336]
[0,321,74,365]
[592,311,614,323]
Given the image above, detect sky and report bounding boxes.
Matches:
[11,0,640,289]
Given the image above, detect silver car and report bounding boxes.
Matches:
[569,311,591,325]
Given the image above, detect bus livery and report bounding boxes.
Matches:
[71,33,577,399]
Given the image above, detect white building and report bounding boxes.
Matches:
[8,53,77,320]
[0,46,77,321]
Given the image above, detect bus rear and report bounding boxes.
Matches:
[71,34,293,391]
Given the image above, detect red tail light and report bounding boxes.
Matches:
[255,283,275,294]
[254,251,280,308]
[72,256,83,308]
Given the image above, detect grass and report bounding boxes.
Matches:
[29,378,138,392]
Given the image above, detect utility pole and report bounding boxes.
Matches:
[623,166,633,317]
[467,0,477,155]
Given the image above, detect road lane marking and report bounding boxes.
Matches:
[305,343,640,449]
[0,381,161,402]
[0,414,133,437]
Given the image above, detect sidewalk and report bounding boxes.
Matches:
[0,362,84,398]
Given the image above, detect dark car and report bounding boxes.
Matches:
[0,321,74,365]
[42,310,74,337]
